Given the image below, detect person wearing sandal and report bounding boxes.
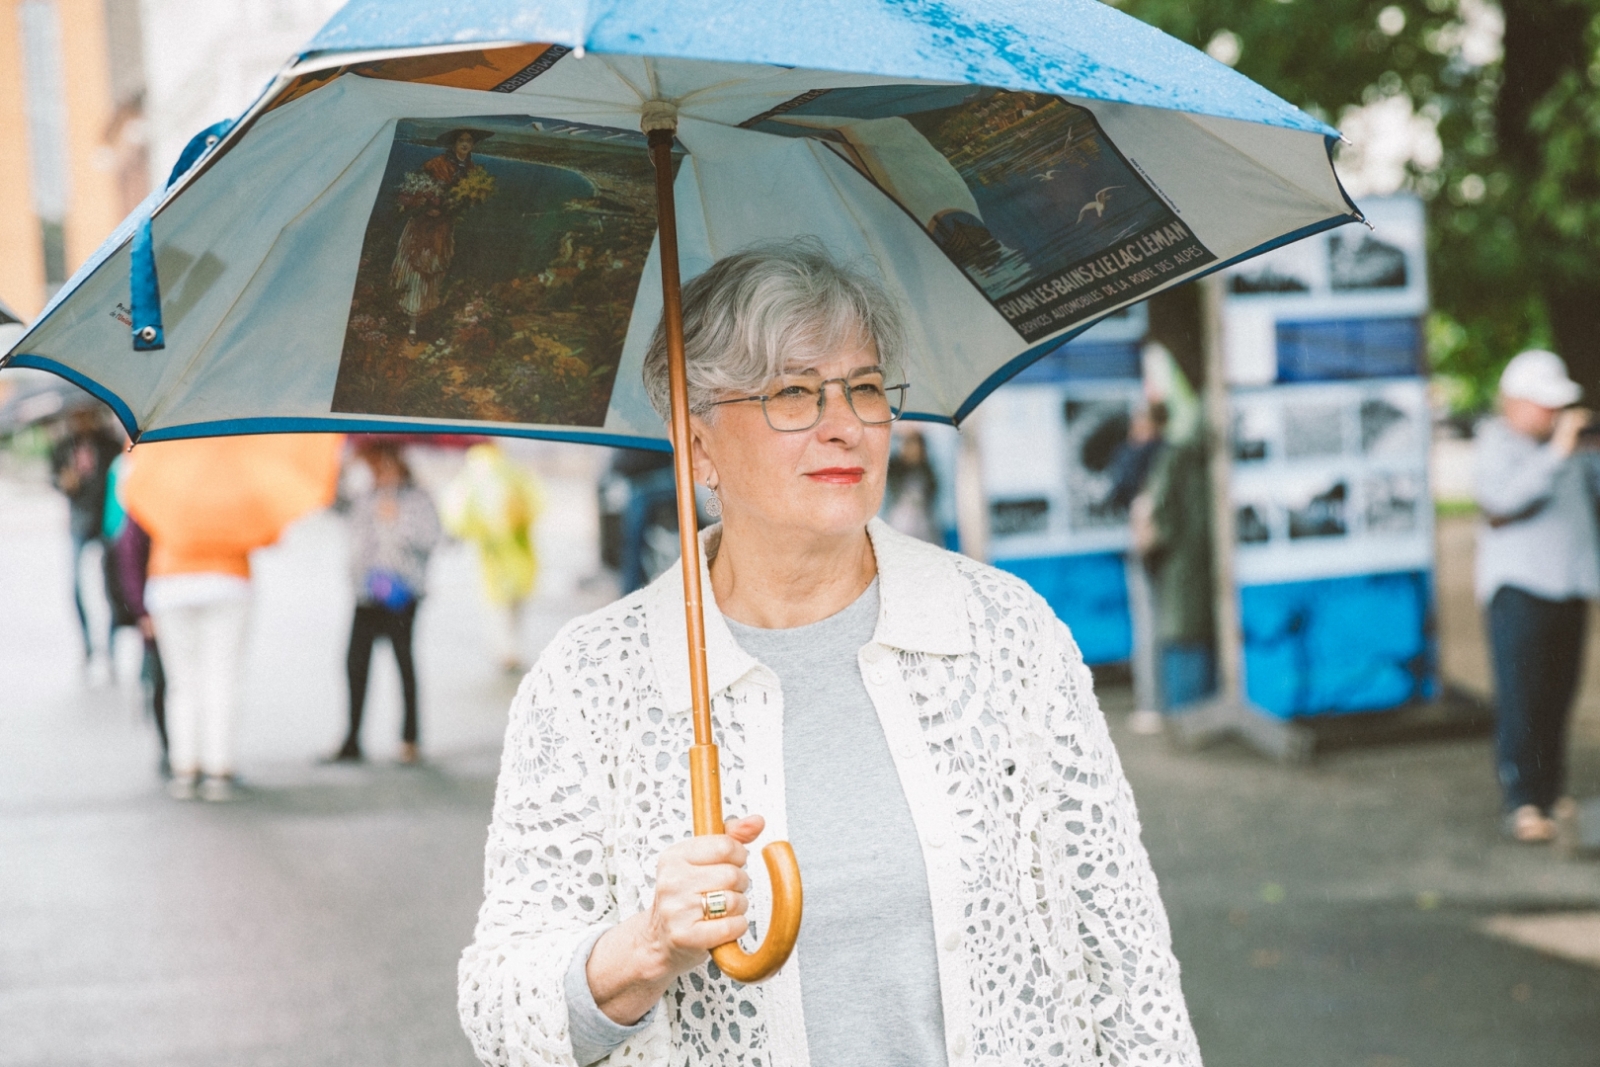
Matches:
[1474,350,1598,843]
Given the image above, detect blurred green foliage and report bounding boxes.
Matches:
[1111,0,1600,412]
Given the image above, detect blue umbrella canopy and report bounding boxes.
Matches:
[2,0,1355,448]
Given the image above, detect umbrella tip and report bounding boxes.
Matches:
[641,99,679,135]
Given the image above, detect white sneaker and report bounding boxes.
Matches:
[199,776,236,802]
[167,775,198,801]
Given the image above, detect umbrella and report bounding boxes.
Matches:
[0,0,1360,981]
[121,434,343,571]
[0,296,21,351]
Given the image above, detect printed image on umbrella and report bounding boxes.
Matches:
[1,0,1363,983]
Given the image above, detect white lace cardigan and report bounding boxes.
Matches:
[459,519,1200,1067]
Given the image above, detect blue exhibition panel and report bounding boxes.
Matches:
[1275,316,1423,382]
[994,552,1132,665]
[1239,570,1436,719]
[1011,342,1143,383]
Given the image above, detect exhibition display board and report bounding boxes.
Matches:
[1221,195,1435,718]
[979,306,1147,664]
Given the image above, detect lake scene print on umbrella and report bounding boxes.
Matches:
[744,86,1216,342]
[331,115,674,427]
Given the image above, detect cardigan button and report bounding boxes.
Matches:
[868,667,888,685]
[942,929,961,952]
[948,1033,969,1059]
[923,827,948,849]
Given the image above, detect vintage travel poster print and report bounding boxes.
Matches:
[743,85,1214,342]
[332,114,674,426]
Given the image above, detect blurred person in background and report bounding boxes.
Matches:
[1131,361,1215,721]
[102,454,168,774]
[138,506,253,803]
[124,435,341,803]
[1108,402,1167,733]
[328,440,442,765]
[49,407,124,675]
[882,427,941,544]
[1474,349,1597,843]
[610,447,679,594]
[442,442,544,674]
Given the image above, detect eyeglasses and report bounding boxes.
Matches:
[710,371,910,433]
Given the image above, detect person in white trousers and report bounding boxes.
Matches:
[146,575,250,800]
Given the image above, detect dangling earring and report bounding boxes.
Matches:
[705,483,722,519]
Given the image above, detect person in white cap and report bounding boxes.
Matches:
[1474,349,1597,842]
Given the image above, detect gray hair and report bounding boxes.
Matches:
[643,239,908,422]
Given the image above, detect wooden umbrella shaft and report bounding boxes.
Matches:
[647,128,722,835]
[647,127,802,984]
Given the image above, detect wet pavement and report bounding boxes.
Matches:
[2,450,1598,1066]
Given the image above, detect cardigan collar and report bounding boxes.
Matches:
[644,517,973,714]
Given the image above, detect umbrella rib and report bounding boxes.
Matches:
[796,137,974,417]
[595,54,648,105]
[142,120,396,434]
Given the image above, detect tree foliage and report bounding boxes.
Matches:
[1111,0,1600,411]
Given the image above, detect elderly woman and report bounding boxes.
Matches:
[459,243,1200,1067]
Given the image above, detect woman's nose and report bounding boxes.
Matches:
[815,382,863,442]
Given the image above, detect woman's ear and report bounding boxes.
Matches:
[688,412,719,489]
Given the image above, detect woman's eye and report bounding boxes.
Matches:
[850,383,885,398]
[774,385,813,399]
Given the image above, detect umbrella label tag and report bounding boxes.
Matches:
[743,85,1216,342]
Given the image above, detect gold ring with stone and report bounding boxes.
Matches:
[701,890,729,921]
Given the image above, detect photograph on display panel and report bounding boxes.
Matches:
[331,115,680,427]
[1285,475,1350,541]
[1063,396,1135,532]
[1282,400,1346,459]
[1328,230,1408,291]
[742,85,1214,342]
[1360,388,1423,456]
[1232,397,1273,463]
[1364,470,1423,534]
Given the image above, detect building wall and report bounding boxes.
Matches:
[0,0,146,322]
[0,3,46,318]
[57,0,125,271]
[139,0,345,179]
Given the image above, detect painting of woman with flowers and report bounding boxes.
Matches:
[391,128,498,337]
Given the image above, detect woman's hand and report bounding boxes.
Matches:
[586,815,763,1026]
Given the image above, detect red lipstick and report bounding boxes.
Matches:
[805,467,865,485]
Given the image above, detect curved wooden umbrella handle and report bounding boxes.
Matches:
[690,744,803,982]
[711,841,803,983]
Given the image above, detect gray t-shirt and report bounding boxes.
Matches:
[565,579,947,1066]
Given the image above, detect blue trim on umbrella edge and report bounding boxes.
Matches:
[5,354,142,439]
[2,354,682,450]
[136,415,674,451]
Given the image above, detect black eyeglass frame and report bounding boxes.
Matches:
[708,377,911,433]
